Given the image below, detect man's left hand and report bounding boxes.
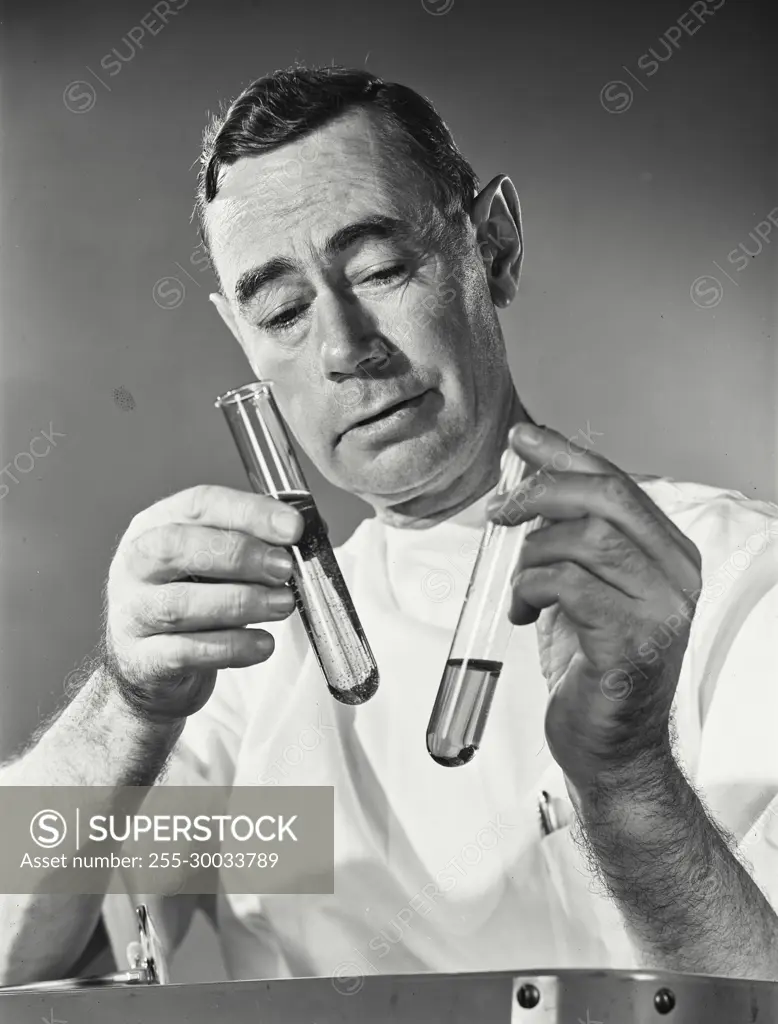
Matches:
[487,422,703,791]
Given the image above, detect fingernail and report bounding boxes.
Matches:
[272,507,301,541]
[254,631,275,655]
[512,422,542,446]
[264,548,294,581]
[267,587,296,613]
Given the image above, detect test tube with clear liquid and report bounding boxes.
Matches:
[215,381,379,705]
[427,443,536,765]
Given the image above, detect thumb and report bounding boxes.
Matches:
[126,940,143,969]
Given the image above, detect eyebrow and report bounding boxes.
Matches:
[234,215,405,310]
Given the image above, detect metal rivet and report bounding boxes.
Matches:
[654,987,676,1014]
[516,983,541,1009]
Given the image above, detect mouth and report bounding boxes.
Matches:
[355,392,428,427]
[338,390,433,444]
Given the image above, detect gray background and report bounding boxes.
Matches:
[0,0,775,806]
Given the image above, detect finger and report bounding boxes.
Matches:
[126,485,304,547]
[139,627,276,674]
[510,562,607,628]
[508,421,611,475]
[131,581,297,635]
[126,941,143,969]
[490,472,701,596]
[507,423,701,572]
[518,518,665,600]
[128,525,296,586]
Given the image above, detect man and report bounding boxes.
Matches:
[1,65,777,987]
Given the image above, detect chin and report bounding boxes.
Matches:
[340,433,465,501]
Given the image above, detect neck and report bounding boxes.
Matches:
[376,389,531,530]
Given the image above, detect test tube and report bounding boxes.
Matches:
[426,444,536,765]
[215,381,379,705]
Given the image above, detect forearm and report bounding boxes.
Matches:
[571,754,778,981]
[0,665,184,985]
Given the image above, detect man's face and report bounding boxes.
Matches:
[206,108,510,508]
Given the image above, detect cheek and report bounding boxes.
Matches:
[404,272,483,359]
[234,338,341,462]
[418,309,483,392]
[281,390,334,458]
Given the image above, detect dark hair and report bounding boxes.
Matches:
[194,64,479,265]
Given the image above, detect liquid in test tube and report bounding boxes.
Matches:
[427,444,536,765]
[215,381,379,705]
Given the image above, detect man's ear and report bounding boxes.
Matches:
[470,174,523,308]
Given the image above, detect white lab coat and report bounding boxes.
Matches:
[126,477,778,981]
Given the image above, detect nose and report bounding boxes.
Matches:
[315,289,392,381]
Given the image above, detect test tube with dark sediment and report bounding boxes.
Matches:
[215,381,379,705]
[427,444,535,765]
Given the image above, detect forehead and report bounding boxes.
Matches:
[206,109,429,296]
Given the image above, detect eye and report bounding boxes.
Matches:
[361,263,408,285]
[264,303,309,331]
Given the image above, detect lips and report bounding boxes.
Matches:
[340,391,428,438]
[355,394,424,427]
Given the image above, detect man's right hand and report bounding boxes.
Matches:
[103,485,304,724]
